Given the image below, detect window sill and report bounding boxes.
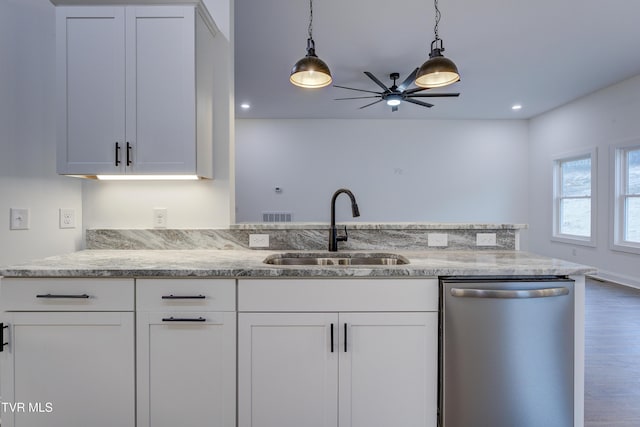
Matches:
[551,234,596,248]
[610,242,640,255]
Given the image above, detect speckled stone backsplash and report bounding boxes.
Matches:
[86,223,525,251]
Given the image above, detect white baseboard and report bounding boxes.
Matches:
[587,270,640,290]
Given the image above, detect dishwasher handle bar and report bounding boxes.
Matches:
[450,287,570,299]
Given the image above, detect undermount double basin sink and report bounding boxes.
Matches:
[263,252,410,266]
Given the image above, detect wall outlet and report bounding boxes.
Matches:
[59,208,76,229]
[249,234,270,248]
[10,208,30,230]
[427,233,448,247]
[476,233,497,247]
[153,208,168,228]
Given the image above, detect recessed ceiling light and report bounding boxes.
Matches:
[240,103,251,109]
[512,104,522,111]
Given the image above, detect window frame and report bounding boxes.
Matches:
[551,148,597,247]
[611,141,640,254]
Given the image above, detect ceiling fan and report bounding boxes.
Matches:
[334,68,459,112]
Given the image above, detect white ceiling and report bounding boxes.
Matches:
[234,0,640,120]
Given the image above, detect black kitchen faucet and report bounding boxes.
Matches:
[328,188,360,251]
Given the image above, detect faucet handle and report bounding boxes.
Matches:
[337,226,348,242]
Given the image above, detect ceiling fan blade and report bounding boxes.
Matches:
[392,105,399,112]
[409,93,460,98]
[397,68,418,92]
[404,86,428,95]
[359,99,384,109]
[404,98,434,108]
[364,72,391,93]
[333,85,383,95]
[334,96,381,100]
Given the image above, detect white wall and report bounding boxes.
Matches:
[0,0,83,266]
[235,119,530,227]
[528,74,640,286]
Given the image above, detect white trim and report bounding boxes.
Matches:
[587,270,640,290]
[610,140,640,255]
[551,147,598,247]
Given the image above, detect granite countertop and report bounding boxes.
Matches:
[0,249,596,278]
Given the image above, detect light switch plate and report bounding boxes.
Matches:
[249,234,270,248]
[10,208,30,230]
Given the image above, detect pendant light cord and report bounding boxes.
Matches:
[308,0,314,39]
[433,0,441,42]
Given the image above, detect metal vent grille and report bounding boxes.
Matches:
[262,212,293,222]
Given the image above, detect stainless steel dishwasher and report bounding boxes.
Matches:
[440,276,574,427]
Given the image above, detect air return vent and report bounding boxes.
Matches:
[262,212,293,222]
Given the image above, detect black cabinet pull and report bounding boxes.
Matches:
[126,142,132,166]
[115,142,121,166]
[0,323,8,353]
[162,317,206,322]
[344,323,348,353]
[161,294,206,300]
[330,323,334,353]
[36,294,90,299]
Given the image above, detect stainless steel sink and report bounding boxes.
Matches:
[263,252,410,266]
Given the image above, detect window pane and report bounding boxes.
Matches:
[625,196,640,242]
[561,158,591,197]
[628,149,640,195]
[560,198,591,236]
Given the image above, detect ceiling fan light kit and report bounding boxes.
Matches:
[290,0,332,89]
[415,0,460,88]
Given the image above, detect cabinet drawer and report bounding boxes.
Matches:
[238,279,438,312]
[0,278,134,311]
[136,279,235,311]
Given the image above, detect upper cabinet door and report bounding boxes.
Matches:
[125,6,197,174]
[55,5,214,178]
[56,7,126,175]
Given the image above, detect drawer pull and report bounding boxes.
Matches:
[161,294,206,300]
[0,323,8,353]
[162,317,206,322]
[36,294,90,299]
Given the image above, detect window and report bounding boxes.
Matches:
[552,149,597,246]
[612,143,640,254]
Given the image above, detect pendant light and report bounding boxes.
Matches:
[290,0,332,88]
[415,0,460,89]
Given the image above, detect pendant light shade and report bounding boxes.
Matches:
[415,0,460,89]
[290,38,332,88]
[290,0,332,89]
[415,40,460,88]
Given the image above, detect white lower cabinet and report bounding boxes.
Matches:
[136,279,236,427]
[0,279,135,427]
[238,313,339,427]
[238,279,439,427]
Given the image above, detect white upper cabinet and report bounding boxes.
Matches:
[56,5,215,178]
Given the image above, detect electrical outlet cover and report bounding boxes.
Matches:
[59,208,76,229]
[153,208,168,228]
[476,233,497,246]
[249,234,270,248]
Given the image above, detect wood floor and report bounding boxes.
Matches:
[585,278,640,426]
